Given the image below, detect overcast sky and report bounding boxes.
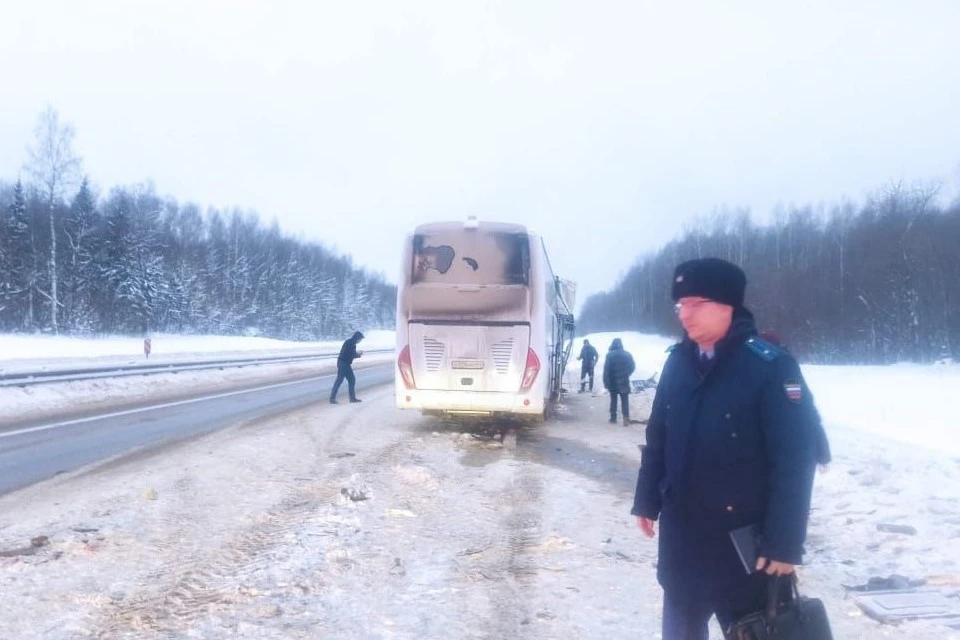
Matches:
[2,1,959,307]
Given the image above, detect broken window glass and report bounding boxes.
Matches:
[411,232,529,285]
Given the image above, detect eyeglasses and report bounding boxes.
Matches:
[674,299,712,315]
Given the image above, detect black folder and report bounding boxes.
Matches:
[729,524,762,574]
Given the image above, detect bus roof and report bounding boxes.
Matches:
[412,220,532,236]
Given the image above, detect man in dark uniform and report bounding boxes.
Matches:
[631,258,824,639]
[603,337,636,426]
[577,339,599,393]
[330,330,364,404]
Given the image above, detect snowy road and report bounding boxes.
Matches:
[0,364,394,496]
[0,377,957,639]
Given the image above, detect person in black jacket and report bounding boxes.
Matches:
[603,337,636,426]
[577,339,599,393]
[330,331,364,404]
[631,258,825,640]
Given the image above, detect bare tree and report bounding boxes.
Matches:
[26,106,82,334]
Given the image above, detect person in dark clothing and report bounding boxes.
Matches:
[577,339,599,393]
[631,258,825,640]
[330,331,364,404]
[603,338,636,426]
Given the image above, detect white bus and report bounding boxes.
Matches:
[394,217,575,420]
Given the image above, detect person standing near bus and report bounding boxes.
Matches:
[330,330,365,404]
[577,339,599,393]
[603,337,636,425]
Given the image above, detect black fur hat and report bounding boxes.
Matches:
[671,258,746,308]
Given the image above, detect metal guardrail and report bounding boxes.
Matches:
[0,348,396,388]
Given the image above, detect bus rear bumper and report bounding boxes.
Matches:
[395,388,545,416]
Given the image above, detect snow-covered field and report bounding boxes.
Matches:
[4,327,959,458]
[571,332,960,458]
[0,330,398,374]
[0,331,398,426]
[3,327,958,458]
[1,330,959,637]
[0,331,397,361]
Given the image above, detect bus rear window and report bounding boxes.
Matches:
[412,232,529,285]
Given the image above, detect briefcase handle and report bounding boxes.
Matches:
[765,574,801,621]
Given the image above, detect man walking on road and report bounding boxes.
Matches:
[603,337,635,426]
[631,258,824,640]
[330,330,364,404]
[577,339,599,393]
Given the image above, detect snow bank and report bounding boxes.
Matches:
[804,363,960,457]
[0,330,397,363]
[574,331,960,458]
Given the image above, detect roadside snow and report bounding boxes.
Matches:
[1,331,955,636]
[5,326,958,459]
[0,356,394,427]
[0,331,397,426]
[804,364,960,457]
[0,330,397,362]
[7,327,955,458]
[0,330,397,376]
[0,376,956,638]
[572,332,960,457]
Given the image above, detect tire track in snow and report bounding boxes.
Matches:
[93,388,406,638]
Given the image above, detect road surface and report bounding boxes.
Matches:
[0,364,393,496]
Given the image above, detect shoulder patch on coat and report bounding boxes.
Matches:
[783,380,803,403]
[743,336,782,362]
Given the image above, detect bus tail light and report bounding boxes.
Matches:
[398,345,416,389]
[520,348,540,392]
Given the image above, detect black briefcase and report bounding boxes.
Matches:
[725,575,833,640]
